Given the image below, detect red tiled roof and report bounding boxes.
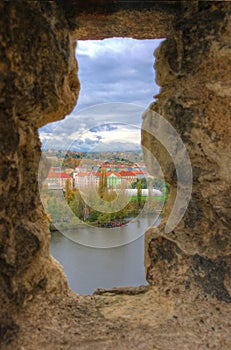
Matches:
[75,172,90,177]
[47,172,72,179]
[106,172,121,177]
[120,171,136,177]
[133,170,145,174]
[73,170,145,178]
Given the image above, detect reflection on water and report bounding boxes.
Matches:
[50,214,159,295]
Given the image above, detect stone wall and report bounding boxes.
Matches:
[143,1,231,301]
[0,0,176,342]
[0,0,231,348]
[0,0,79,331]
[58,0,178,39]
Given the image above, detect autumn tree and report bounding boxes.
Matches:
[65,179,72,203]
[98,168,107,199]
[68,189,85,221]
[137,179,142,207]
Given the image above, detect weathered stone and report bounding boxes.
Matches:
[145,232,231,303]
[143,1,231,300]
[58,0,178,39]
[0,0,77,336]
[0,0,231,349]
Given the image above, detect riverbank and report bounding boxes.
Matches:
[49,220,128,232]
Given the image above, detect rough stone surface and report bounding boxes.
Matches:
[142,0,231,302]
[58,0,178,39]
[0,0,79,341]
[3,286,231,350]
[0,1,231,349]
[73,9,174,40]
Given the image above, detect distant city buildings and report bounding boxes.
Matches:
[45,162,147,190]
[46,171,73,190]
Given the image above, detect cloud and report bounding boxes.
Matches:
[75,38,163,111]
[90,124,118,132]
[39,38,164,151]
[42,105,142,152]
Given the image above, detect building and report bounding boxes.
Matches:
[46,171,72,190]
[106,173,121,188]
[120,171,137,183]
[73,172,99,188]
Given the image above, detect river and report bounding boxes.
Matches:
[50,214,160,295]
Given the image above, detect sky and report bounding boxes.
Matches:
[39,38,163,152]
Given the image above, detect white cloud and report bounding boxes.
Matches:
[77,38,141,58]
[39,38,164,151]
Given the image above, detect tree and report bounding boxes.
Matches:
[131,181,137,189]
[137,179,142,207]
[47,195,70,223]
[131,178,147,189]
[65,179,72,203]
[68,189,85,220]
[98,168,107,199]
[98,213,112,226]
[87,210,98,222]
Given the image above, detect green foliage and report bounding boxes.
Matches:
[97,213,112,225]
[137,179,142,207]
[161,182,170,203]
[131,178,147,189]
[65,179,72,203]
[87,210,98,222]
[47,195,70,223]
[98,168,108,198]
[68,189,85,220]
[43,175,167,228]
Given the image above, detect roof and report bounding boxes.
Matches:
[133,170,146,174]
[120,171,136,177]
[47,172,72,179]
[106,172,121,178]
[74,170,146,178]
[75,172,91,177]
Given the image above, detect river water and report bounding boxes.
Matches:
[50,214,160,295]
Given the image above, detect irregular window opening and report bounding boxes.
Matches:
[39,38,167,295]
